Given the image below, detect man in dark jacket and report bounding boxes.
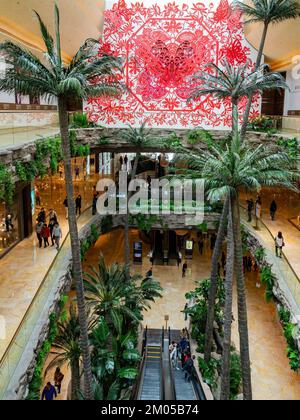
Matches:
[270,200,277,221]
[41,382,57,400]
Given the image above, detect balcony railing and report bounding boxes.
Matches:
[240,205,300,310]
[0,111,59,150]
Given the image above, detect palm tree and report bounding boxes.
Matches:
[181,135,299,400]
[0,6,122,399]
[188,60,288,366]
[235,0,300,137]
[189,60,288,141]
[45,305,83,400]
[220,197,235,400]
[84,256,140,336]
[121,123,154,279]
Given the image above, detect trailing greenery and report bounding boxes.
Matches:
[0,164,14,205]
[277,137,298,160]
[70,130,90,158]
[69,112,96,129]
[185,279,225,350]
[187,128,214,147]
[26,294,68,400]
[260,265,276,302]
[164,132,182,149]
[101,215,113,234]
[278,306,300,372]
[129,214,161,233]
[80,223,99,261]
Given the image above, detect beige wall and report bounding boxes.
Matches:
[0,0,105,63]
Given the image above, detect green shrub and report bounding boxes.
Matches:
[230,352,242,399]
[248,115,277,133]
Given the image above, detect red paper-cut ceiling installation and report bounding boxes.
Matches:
[86,0,260,129]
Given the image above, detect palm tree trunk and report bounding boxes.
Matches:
[231,193,252,400]
[58,97,93,400]
[204,196,229,363]
[71,358,81,400]
[232,99,239,143]
[220,197,234,400]
[124,153,140,280]
[241,22,269,139]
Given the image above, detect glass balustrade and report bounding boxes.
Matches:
[0,111,59,150]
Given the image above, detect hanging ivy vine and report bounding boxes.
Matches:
[0,164,14,206]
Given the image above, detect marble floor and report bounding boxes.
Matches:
[0,169,99,360]
[0,125,59,151]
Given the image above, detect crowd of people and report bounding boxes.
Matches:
[169,329,196,382]
[41,367,64,401]
[36,207,62,251]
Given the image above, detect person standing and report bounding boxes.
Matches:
[5,214,14,232]
[37,207,46,224]
[92,193,98,216]
[177,251,182,267]
[75,194,82,216]
[270,200,277,221]
[183,355,196,382]
[182,261,188,278]
[35,188,41,206]
[53,222,62,251]
[124,154,128,169]
[275,231,285,258]
[247,198,254,223]
[75,166,80,180]
[36,221,43,248]
[48,209,57,224]
[49,218,55,247]
[63,197,68,219]
[210,233,216,251]
[41,224,50,248]
[54,367,64,395]
[170,343,179,370]
[198,238,204,255]
[41,382,57,401]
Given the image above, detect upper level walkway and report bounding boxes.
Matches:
[240,188,300,313]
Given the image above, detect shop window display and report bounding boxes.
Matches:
[0,200,19,257]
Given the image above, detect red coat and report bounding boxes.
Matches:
[41,226,50,238]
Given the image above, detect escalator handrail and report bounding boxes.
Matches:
[168,351,177,400]
[190,367,207,401]
[132,326,148,400]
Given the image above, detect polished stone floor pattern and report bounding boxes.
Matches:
[0,171,97,360]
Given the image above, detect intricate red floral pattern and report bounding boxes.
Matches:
[87,0,260,128]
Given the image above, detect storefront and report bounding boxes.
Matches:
[0,182,33,258]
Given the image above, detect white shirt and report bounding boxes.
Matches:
[275,236,284,247]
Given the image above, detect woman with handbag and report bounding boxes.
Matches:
[275,231,285,258]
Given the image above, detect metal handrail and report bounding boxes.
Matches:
[131,326,148,400]
[160,327,165,401]
[0,206,92,384]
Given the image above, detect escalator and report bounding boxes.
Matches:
[153,231,163,265]
[168,329,207,401]
[133,327,207,401]
[136,328,164,400]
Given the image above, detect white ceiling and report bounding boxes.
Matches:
[0,0,105,62]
